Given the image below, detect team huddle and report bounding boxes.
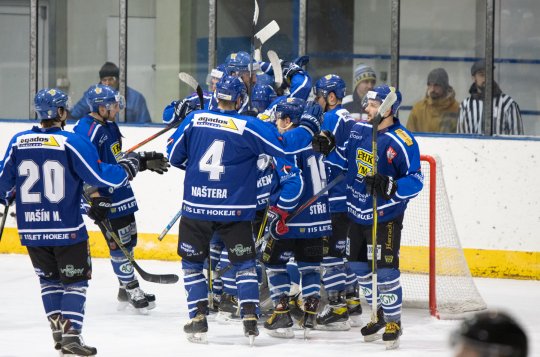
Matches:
[0,50,423,355]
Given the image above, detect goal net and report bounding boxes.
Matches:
[400,155,487,319]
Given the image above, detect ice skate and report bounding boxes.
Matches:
[215,292,241,323]
[264,296,294,338]
[301,296,319,339]
[383,320,402,350]
[346,293,363,327]
[48,313,63,351]
[184,313,209,344]
[289,293,304,322]
[118,281,155,312]
[360,307,385,342]
[315,292,350,331]
[120,280,151,314]
[242,303,259,346]
[61,331,97,357]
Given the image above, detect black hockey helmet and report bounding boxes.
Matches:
[450,310,528,357]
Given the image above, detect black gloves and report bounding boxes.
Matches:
[139,151,170,174]
[118,152,140,180]
[365,173,398,200]
[87,196,112,222]
[299,101,323,135]
[173,97,200,124]
[311,130,335,156]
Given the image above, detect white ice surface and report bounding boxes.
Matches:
[0,254,537,357]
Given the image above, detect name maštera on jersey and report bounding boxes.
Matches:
[167,109,302,222]
[73,115,138,219]
[321,105,356,214]
[326,118,424,225]
[0,126,130,246]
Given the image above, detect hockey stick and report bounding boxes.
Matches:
[369,90,398,323]
[83,192,179,284]
[178,72,205,109]
[253,20,280,61]
[124,120,182,155]
[0,205,9,242]
[157,208,182,241]
[267,50,283,88]
[247,0,259,113]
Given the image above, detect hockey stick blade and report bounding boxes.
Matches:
[254,20,280,47]
[253,0,259,26]
[372,90,398,127]
[133,260,179,284]
[178,72,198,91]
[178,72,204,109]
[267,50,283,88]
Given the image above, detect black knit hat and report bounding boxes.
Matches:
[99,62,119,79]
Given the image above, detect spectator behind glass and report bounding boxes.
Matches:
[342,64,376,121]
[406,68,459,133]
[70,62,151,123]
[450,310,528,357]
[457,60,523,135]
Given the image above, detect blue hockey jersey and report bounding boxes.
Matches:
[73,115,138,219]
[327,118,423,225]
[167,108,302,222]
[321,106,355,213]
[0,126,130,246]
[276,126,332,239]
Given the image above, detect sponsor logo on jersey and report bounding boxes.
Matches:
[193,114,247,134]
[356,148,373,177]
[395,129,413,146]
[18,135,62,149]
[111,142,122,159]
[386,146,397,163]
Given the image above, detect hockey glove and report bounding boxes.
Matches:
[267,206,290,238]
[365,173,398,200]
[139,151,170,174]
[281,61,304,85]
[293,55,310,68]
[299,101,323,135]
[311,130,335,156]
[118,152,140,180]
[172,97,200,124]
[88,196,112,222]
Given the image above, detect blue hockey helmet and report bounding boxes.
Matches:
[215,75,247,102]
[85,84,125,113]
[275,97,306,125]
[226,51,259,74]
[251,83,277,113]
[314,74,347,99]
[34,88,70,120]
[362,84,402,115]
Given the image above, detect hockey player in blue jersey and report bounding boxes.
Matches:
[316,85,423,348]
[166,75,311,345]
[260,97,330,338]
[0,88,142,356]
[73,84,169,313]
[310,74,360,330]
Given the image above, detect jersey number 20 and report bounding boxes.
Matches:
[18,160,65,204]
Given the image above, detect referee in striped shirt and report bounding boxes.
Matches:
[457,60,523,135]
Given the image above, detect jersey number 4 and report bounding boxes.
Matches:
[18,160,65,204]
[199,140,225,181]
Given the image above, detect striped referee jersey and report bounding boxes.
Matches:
[457,91,524,135]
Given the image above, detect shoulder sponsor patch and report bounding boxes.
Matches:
[394,129,413,146]
[17,134,65,150]
[193,113,246,134]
